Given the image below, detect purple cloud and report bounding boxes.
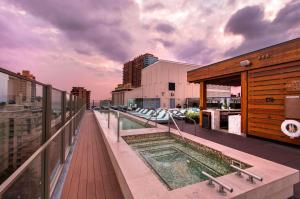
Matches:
[225,0,300,57]
[9,0,137,62]
[175,40,214,64]
[143,2,165,11]
[155,38,175,48]
[155,23,175,34]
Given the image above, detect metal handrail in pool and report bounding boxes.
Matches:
[202,171,233,194]
[230,165,263,183]
[108,108,122,142]
[166,109,187,144]
[144,109,158,127]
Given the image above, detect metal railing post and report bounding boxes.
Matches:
[108,110,110,128]
[74,96,77,133]
[61,91,66,163]
[168,111,171,133]
[42,85,52,199]
[69,95,73,145]
[155,112,158,127]
[117,111,120,142]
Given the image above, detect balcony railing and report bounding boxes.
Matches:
[0,68,86,199]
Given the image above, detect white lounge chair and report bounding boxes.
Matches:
[131,108,144,115]
[150,111,170,123]
[141,110,155,118]
[135,109,149,117]
[173,109,187,120]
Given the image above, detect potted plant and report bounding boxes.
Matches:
[185,111,199,124]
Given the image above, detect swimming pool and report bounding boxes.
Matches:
[99,111,152,130]
[124,133,250,190]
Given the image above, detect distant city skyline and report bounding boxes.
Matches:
[0,0,299,100]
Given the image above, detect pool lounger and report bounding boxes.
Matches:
[130,107,141,114]
[131,108,145,114]
[173,109,187,120]
[150,112,170,124]
[140,110,155,118]
[134,109,149,117]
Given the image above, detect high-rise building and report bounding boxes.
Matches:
[17,70,36,80]
[0,71,43,183]
[123,53,158,87]
[71,87,91,109]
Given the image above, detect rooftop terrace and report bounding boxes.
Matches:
[0,67,299,199]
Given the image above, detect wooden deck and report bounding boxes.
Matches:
[61,111,124,199]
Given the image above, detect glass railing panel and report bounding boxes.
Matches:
[48,135,62,183]
[0,72,43,184]
[51,89,62,135]
[64,122,71,158]
[66,93,71,120]
[2,154,42,199]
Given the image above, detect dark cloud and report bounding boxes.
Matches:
[175,40,214,64]
[225,5,267,39]
[155,23,175,34]
[143,2,165,11]
[9,0,137,62]
[155,38,175,48]
[225,0,300,57]
[74,48,93,56]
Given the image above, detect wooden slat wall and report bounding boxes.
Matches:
[248,61,300,145]
[188,38,300,82]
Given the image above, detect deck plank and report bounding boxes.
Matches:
[61,111,124,199]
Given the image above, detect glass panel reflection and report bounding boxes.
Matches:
[66,94,71,120]
[0,72,43,184]
[64,122,71,158]
[48,135,61,182]
[3,154,42,199]
[51,89,62,135]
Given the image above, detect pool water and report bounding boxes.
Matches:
[124,133,249,190]
[99,111,151,130]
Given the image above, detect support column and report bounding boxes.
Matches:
[61,91,66,163]
[241,72,248,134]
[199,81,207,128]
[42,85,52,199]
[69,94,73,145]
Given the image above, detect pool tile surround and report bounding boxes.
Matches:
[94,110,299,199]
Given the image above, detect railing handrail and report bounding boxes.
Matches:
[178,111,197,136]
[144,109,158,127]
[202,171,233,193]
[230,165,263,183]
[0,67,46,86]
[165,109,186,143]
[108,108,124,142]
[0,106,85,195]
[0,67,70,94]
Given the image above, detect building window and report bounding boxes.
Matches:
[169,82,175,91]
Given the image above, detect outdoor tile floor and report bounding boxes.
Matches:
[164,120,300,199]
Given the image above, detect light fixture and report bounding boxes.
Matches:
[240,60,251,67]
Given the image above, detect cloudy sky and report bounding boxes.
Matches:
[0,0,299,100]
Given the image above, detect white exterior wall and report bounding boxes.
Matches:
[124,60,199,108]
[124,60,232,108]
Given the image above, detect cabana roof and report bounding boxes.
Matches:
[187,38,300,83]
